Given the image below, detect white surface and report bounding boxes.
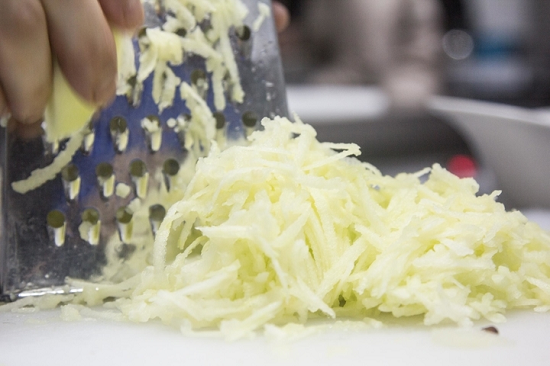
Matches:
[1,308,550,366]
[523,208,550,231]
[429,96,550,209]
[286,85,390,123]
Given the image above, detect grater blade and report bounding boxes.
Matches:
[0,0,287,302]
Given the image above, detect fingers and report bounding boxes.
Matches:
[41,0,117,106]
[0,0,52,124]
[272,1,290,33]
[98,0,144,30]
[5,116,43,140]
[0,0,140,130]
[15,119,44,140]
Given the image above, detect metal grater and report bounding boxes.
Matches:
[0,0,288,301]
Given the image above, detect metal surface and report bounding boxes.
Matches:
[0,0,288,301]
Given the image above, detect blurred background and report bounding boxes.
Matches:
[275,0,550,208]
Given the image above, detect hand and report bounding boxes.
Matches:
[272,1,290,33]
[0,0,288,139]
[0,0,144,136]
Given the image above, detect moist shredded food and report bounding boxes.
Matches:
[57,116,550,339]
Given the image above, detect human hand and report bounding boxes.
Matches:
[272,1,290,33]
[0,0,287,139]
[0,0,144,137]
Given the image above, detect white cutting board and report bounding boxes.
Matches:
[1,210,549,366]
[1,309,550,365]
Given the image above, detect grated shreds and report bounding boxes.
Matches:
[67,116,550,339]
[11,129,86,194]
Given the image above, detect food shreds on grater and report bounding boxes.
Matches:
[0,0,288,302]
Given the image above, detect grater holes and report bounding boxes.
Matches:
[191,69,208,99]
[116,206,133,244]
[149,204,166,237]
[141,115,162,153]
[82,208,100,225]
[242,111,258,127]
[116,207,133,224]
[81,122,95,155]
[235,25,252,58]
[47,210,66,247]
[191,69,206,85]
[130,159,149,199]
[61,164,79,182]
[96,162,114,178]
[47,210,65,228]
[129,159,147,177]
[80,208,101,245]
[116,206,136,259]
[61,164,81,201]
[242,111,259,138]
[125,75,142,107]
[110,116,129,153]
[163,159,180,176]
[236,25,251,41]
[213,112,227,148]
[162,158,180,191]
[213,112,226,130]
[222,70,233,96]
[96,162,115,199]
[170,114,191,149]
[149,204,166,221]
[175,28,187,38]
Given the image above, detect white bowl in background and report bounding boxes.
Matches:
[429,96,550,209]
[286,85,466,157]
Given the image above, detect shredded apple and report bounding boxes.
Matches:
[60,116,550,339]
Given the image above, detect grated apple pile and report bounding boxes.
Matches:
[67,116,550,339]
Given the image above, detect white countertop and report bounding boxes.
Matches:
[1,308,550,366]
[286,85,390,124]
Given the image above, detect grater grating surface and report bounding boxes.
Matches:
[0,0,287,301]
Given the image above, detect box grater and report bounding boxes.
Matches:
[0,0,288,301]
